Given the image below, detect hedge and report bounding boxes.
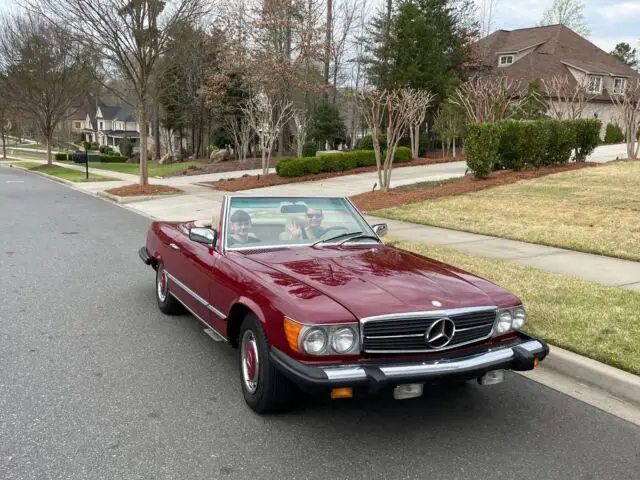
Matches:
[99,154,128,163]
[604,123,624,144]
[356,134,388,150]
[275,147,412,178]
[465,118,602,177]
[54,152,72,161]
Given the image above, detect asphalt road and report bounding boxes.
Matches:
[1,165,639,480]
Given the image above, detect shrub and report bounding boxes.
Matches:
[82,141,91,151]
[99,154,128,163]
[465,123,500,178]
[54,152,72,161]
[571,118,602,162]
[604,123,624,144]
[90,142,99,150]
[356,134,387,150]
[275,147,412,178]
[302,141,316,157]
[99,145,115,154]
[543,120,575,166]
[119,138,134,158]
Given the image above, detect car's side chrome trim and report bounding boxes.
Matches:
[169,293,229,343]
[166,272,227,320]
[360,306,498,324]
[319,340,545,381]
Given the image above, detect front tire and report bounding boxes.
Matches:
[239,314,293,414]
[155,264,183,315]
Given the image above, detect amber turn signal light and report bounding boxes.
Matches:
[330,387,353,399]
[533,357,540,368]
[283,317,303,354]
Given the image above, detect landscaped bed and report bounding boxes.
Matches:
[374,160,640,261]
[351,162,597,212]
[206,155,463,192]
[12,162,116,182]
[105,184,183,197]
[390,239,640,375]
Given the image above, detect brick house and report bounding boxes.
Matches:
[472,24,640,137]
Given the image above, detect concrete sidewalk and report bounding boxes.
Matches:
[367,216,640,292]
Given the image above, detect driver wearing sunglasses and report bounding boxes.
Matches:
[282,208,328,241]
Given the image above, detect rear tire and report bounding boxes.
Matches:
[239,314,293,414]
[155,264,184,315]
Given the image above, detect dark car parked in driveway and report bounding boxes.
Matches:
[139,196,549,413]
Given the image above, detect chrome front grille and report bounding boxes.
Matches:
[361,307,497,354]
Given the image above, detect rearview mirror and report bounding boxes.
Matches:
[280,203,308,214]
[371,223,387,237]
[190,227,217,247]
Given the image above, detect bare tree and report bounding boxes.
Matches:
[408,89,435,159]
[542,74,597,120]
[540,0,590,37]
[293,109,310,157]
[451,75,522,123]
[609,79,640,160]
[0,12,92,164]
[358,88,419,191]
[30,0,209,184]
[330,0,360,104]
[223,114,252,163]
[244,94,294,174]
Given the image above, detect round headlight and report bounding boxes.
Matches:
[331,327,356,354]
[302,328,327,355]
[496,311,513,333]
[512,307,526,330]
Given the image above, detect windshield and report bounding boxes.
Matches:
[224,197,378,250]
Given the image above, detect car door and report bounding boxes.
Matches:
[169,224,219,326]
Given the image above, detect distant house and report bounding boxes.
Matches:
[472,24,640,136]
[80,103,154,154]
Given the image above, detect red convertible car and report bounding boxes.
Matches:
[139,196,548,413]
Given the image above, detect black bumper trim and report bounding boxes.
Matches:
[139,246,154,267]
[270,334,549,393]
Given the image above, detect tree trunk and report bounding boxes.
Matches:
[262,144,268,175]
[1,124,6,159]
[138,102,149,185]
[325,0,333,89]
[453,136,456,158]
[154,102,161,161]
[46,135,52,165]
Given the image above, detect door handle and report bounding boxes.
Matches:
[170,243,180,250]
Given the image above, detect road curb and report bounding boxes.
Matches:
[7,164,77,186]
[542,345,640,406]
[96,190,185,204]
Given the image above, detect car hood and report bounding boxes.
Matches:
[240,245,518,319]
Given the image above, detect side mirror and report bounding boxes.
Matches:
[190,227,217,247]
[371,223,388,238]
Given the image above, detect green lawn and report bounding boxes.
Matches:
[389,239,640,375]
[58,160,204,177]
[376,161,640,261]
[12,162,116,182]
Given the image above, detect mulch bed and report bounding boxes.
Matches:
[206,154,463,192]
[350,162,599,213]
[105,184,183,197]
[168,157,266,176]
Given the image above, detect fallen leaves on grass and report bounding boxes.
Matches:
[206,155,463,192]
[30,164,59,171]
[105,184,182,197]
[351,162,598,212]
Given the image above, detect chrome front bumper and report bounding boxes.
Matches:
[270,335,548,393]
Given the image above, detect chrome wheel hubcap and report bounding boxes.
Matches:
[157,270,168,302]
[241,330,259,394]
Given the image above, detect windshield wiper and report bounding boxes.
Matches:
[311,231,363,247]
[338,234,381,245]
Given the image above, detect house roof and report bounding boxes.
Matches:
[115,105,136,123]
[97,105,121,120]
[472,25,639,100]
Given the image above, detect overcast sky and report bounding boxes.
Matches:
[0,0,637,53]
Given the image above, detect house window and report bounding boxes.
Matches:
[587,75,603,94]
[499,55,514,66]
[74,122,81,129]
[613,77,627,94]
[99,121,104,130]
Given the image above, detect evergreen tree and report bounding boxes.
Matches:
[513,80,549,120]
[610,42,638,70]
